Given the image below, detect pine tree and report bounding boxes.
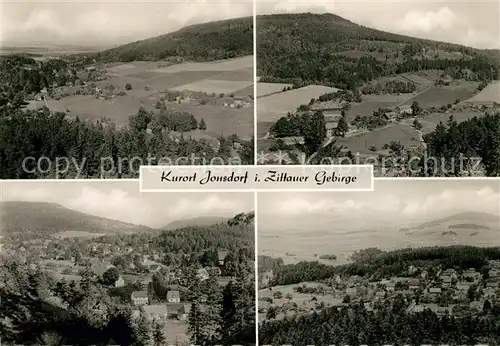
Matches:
[188,300,206,345]
[134,314,151,346]
[203,276,222,339]
[152,321,166,345]
[199,118,207,131]
[218,281,239,345]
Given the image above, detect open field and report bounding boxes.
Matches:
[257,82,293,98]
[347,94,412,121]
[466,81,500,103]
[258,85,339,122]
[53,231,107,239]
[166,103,254,140]
[232,84,254,98]
[152,56,253,73]
[336,124,420,154]
[27,96,148,125]
[257,121,274,138]
[209,68,253,81]
[402,111,486,134]
[111,71,226,91]
[171,79,253,94]
[27,57,254,138]
[401,86,478,108]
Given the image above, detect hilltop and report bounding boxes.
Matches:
[1,201,154,239]
[92,16,253,62]
[257,13,499,89]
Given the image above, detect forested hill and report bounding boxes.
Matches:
[93,16,253,62]
[257,13,500,89]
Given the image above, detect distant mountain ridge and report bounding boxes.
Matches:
[1,201,153,238]
[416,211,500,229]
[399,211,500,235]
[1,201,244,238]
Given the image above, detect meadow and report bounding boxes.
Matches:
[336,124,420,154]
[347,94,412,122]
[257,82,293,98]
[466,81,500,103]
[28,56,255,138]
[401,86,479,108]
[257,85,339,122]
[401,111,485,134]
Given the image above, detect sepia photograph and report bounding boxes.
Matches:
[256,0,500,177]
[0,0,255,179]
[258,179,500,345]
[0,181,256,345]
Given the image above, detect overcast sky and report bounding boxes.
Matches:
[2,0,497,49]
[258,0,499,49]
[1,0,253,46]
[0,181,254,228]
[259,179,500,230]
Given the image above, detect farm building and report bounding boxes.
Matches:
[143,304,169,322]
[326,122,338,137]
[224,99,250,108]
[311,101,343,112]
[383,111,397,122]
[395,105,413,115]
[324,114,343,137]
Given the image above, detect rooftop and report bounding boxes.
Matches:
[131,291,148,299]
[167,290,180,299]
[143,304,168,315]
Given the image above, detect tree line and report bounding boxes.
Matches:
[259,302,500,345]
[257,13,499,90]
[269,246,500,286]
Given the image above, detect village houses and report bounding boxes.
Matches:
[167,290,181,303]
[142,304,169,323]
[131,291,149,306]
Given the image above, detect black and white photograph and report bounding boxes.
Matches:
[258,179,500,345]
[256,0,500,177]
[0,0,254,179]
[0,181,256,345]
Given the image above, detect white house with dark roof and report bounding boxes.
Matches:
[167,290,181,303]
[131,291,149,306]
[143,304,168,322]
